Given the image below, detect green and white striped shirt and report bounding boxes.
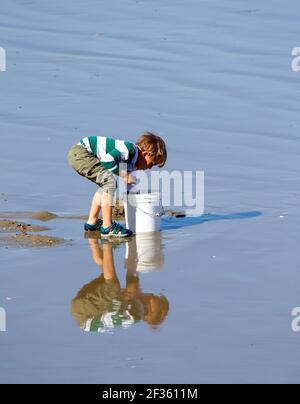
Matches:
[78,136,138,174]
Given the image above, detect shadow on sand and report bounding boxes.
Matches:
[162,211,262,231]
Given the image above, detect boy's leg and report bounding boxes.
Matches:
[82,160,116,228]
[87,190,114,228]
[87,192,102,226]
[101,191,113,229]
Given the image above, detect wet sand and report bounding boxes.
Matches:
[2,208,296,384]
[1,0,300,385]
[0,201,126,222]
[0,206,185,248]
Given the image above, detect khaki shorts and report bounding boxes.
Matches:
[68,145,117,196]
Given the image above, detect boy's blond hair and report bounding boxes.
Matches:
[136,132,167,168]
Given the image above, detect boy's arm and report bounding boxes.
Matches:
[101,153,136,185]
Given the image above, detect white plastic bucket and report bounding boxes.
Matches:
[124,192,163,234]
[125,233,164,273]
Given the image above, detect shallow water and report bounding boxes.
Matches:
[1,0,300,384]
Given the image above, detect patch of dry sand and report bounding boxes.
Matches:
[0,234,66,248]
[0,202,125,222]
[0,211,58,222]
[0,220,49,233]
[0,219,67,248]
[29,211,58,221]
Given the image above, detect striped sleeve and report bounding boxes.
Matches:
[124,141,137,163]
[101,149,122,174]
[100,139,137,175]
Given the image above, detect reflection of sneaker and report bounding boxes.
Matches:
[101,222,133,238]
[101,238,130,247]
[84,219,103,232]
[84,232,101,240]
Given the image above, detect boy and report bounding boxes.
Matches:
[68,132,167,238]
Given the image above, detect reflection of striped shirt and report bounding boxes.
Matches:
[83,311,135,334]
[78,136,138,174]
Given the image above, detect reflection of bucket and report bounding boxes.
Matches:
[125,233,164,273]
[124,192,163,234]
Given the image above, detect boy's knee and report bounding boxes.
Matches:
[96,170,117,196]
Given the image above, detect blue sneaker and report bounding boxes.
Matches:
[84,219,103,232]
[101,222,133,238]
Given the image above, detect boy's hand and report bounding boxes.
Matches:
[126,183,136,194]
[120,172,137,194]
[120,171,136,185]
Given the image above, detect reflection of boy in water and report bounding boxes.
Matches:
[71,239,169,333]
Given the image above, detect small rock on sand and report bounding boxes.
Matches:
[164,210,186,218]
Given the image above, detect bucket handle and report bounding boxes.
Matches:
[136,205,165,218]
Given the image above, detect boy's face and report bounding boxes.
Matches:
[136,149,156,170]
[143,152,156,170]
